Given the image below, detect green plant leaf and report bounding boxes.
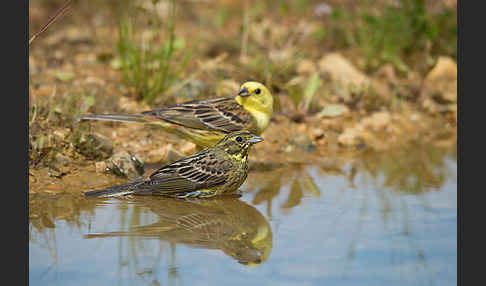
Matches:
[288,85,303,107]
[304,72,322,108]
[173,38,186,50]
[55,71,75,82]
[85,95,95,108]
[110,57,123,70]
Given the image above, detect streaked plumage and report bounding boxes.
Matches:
[84,131,263,198]
[84,196,273,265]
[79,82,273,148]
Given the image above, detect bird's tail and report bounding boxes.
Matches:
[84,178,144,198]
[78,113,151,124]
[77,113,175,130]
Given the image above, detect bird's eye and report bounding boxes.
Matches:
[235,136,243,142]
[255,88,261,94]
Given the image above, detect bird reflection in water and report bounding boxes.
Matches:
[84,196,272,266]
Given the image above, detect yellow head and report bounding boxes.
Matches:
[235,82,274,134]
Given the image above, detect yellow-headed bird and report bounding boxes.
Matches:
[79,82,273,148]
[84,131,263,198]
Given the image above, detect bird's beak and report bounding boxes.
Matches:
[249,135,263,144]
[238,87,251,97]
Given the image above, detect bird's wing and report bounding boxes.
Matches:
[135,150,231,195]
[141,98,253,133]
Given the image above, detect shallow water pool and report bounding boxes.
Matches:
[29,141,457,286]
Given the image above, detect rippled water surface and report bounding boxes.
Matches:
[29,141,457,286]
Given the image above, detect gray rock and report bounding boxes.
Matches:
[75,133,113,160]
[105,150,145,179]
[289,134,316,153]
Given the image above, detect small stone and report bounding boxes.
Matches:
[47,164,69,179]
[424,56,457,103]
[54,153,71,166]
[422,97,442,113]
[163,145,185,164]
[361,112,391,132]
[95,161,108,173]
[105,150,144,179]
[147,147,169,163]
[296,59,317,75]
[180,142,197,155]
[53,50,65,60]
[310,128,325,140]
[75,133,113,160]
[338,128,363,147]
[310,128,326,145]
[318,53,371,92]
[297,124,307,133]
[282,144,294,153]
[318,104,349,118]
[290,134,316,153]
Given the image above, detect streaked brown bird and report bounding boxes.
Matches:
[84,196,273,266]
[79,82,273,148]
[84,131,263,198]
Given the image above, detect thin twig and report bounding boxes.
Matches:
[29,0,73,46]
